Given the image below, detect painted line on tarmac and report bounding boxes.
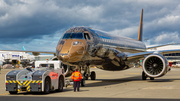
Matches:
[0,93,9,95]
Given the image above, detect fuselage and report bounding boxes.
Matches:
[56,27,146,70]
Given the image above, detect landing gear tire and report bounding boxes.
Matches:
[85,76,89,80]
[80,79,85,87]
[142,71,147,80]
[90,71,96,80]
[57,77,63,92]
[9,91,17,94]
[150,77,154,80]
[44,79,50,94]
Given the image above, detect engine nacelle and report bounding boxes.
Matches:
[142,54,169,78]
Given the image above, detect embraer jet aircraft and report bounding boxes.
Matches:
[55,9,178,81]
[1,9,179,81]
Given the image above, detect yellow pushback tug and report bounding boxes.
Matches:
[5,60,65,94]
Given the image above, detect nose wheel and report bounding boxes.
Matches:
[90,71,96,80]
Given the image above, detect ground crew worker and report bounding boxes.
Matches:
[71,67,82,92]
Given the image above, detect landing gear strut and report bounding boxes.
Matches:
[83,65,90,80]
[83,72,89,80]
[142,71,154,80]
[83,64,96,80]
[142,71,147,80]
[150,77,154,80]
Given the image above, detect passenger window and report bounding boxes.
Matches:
[84,33,91,40]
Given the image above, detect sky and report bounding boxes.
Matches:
[0,0,180,52]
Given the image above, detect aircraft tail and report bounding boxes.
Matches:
[22,46,26,51]
[137,9,143,41]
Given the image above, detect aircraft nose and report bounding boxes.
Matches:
[56,40,86,63]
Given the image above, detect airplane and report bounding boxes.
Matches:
[1,9,180,81]
[0,46,35,68]
[55,9,179,81]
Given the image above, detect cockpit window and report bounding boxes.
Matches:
[71,33,84,39]
[62,33,71,39]
[62,33,84,39]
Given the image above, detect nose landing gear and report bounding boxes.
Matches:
[82,65,96,80]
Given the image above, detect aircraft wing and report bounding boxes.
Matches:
[146,43,177,50]
[127,49,180,61]
[126,51,154,61]
[0,50,56,56]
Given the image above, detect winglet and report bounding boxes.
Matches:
[138,9,143,41]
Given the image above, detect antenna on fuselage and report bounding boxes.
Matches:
[137,9,143,41]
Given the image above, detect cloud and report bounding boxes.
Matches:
[153,31,180,44]
[1,0,180,51]
[0,0,105,44]
[143,11,180,40]
[109,26,139,38]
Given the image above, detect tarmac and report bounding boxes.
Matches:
[0,67,180,101]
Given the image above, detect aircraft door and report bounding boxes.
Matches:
[83,32,93,51]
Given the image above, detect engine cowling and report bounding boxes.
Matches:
[142,54,169,78]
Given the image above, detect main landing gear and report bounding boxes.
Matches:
[142,71,154,80]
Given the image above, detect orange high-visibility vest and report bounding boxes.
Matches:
[71,71,82,82]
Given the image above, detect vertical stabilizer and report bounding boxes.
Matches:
[22,46,26,51]
[138,9,143,41]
